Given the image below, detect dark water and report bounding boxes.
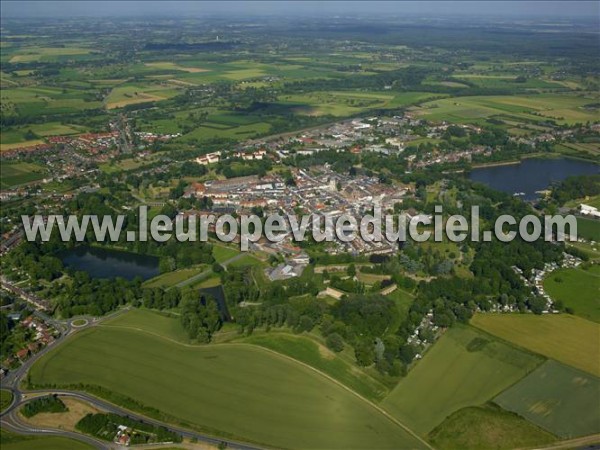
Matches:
[200,285,231,322]
[60,246,159,281]
[470,158,598,200]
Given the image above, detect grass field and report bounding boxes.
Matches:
[495,360,600,438]
[144,266,207,288]
[415,94,599,125]
[0,430,94,450]
[212,244,240,263]
[428,403,556,450]
[381,325,543,436]
[471,313,600,376]
[30,309,427,449]
[105,83,180,109]
[242,333,388,401]
[577,217,600,242]
[8,47,94,63]
[544,265,600,323]
[1,161,47,188]
[0,389,13,412]
[279,91,441,116]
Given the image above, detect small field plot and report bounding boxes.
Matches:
[381,325,543,436]
[428,403,556,450]
[471,313,600,377]
[1,161,47,188]
[495,360,600,438]
[105,83,180,109]
[30,310,427,449]
[8,47,95,63]
[0,430,94,450]
[212,244,241,263]
[144,266,207,289]
[544,265,600,323]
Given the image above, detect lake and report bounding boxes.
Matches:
[470,158,599,200]
[61,246,160,281]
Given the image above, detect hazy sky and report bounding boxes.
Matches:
[2,1,598,19]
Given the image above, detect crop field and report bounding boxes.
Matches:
[381,325,542,436]
[495,360,600,438]
[7,46,95,63]
[414,94,599,125]
[279,91,441,116]
[30,310,427,449]
[0,161,47,188]
[1,86,102,118]
[104,83,181,109]
[241,333,389,401]
[144,62,210,73]
[544,265,600,323]
[471,313,600,376]
[454,74,563,90]
[428,403,556,450]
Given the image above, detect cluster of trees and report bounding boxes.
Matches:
[550,174,600,205]
[21,395,68,417]
[180,291,222,343]
[76,413,181,444]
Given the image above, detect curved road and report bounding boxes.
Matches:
[0,308,261,450]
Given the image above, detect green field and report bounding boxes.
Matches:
[212,244,241,263]
[0,389,14,412]
[105,83,181,109]
[415,94,599,125]
[30,310,427,449]
[381,326,542,436]
[577,217,600,241]
[471,313,600,377]
[144,266,207,288]
[242,333,388,401]
[428,403,556,450]
[495,360,600,438]
[544,265,600,322]
[0,430,94,450]
[0,161,47,188]
[280,91,441,116]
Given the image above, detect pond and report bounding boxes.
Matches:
[60,246,160,281]
[470,158,598,201]
[200,285,231,322]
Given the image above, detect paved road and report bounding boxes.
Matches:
[0,307,261,450]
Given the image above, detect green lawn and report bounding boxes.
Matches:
[0,430,94,450]
[0,389,14,412]
[381,325,543,436]
[428,403,556,450]
[30,310,427,449]
[211,245,240,263]
[577,217,600,242]
[544,265,600,322]
[495,360,600,438]
[471,313,600,377]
